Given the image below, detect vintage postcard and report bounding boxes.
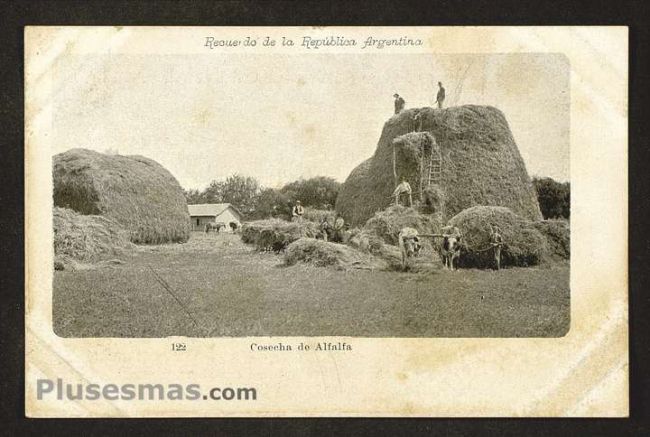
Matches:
[25,26,628,417]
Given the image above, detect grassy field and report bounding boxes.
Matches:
[53,232,570,338]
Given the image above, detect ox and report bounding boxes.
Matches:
[439,226,462,271]
[398,227,422,270]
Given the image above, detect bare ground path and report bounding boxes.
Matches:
[53,233,570,338]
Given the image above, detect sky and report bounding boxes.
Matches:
[53,52,569,190]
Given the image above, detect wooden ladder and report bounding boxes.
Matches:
[429,152,442,185]
[426,136,441,186]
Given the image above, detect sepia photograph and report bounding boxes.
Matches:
[24,26,627,418]
[49,50,570,338]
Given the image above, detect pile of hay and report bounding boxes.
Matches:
[421,185,446,217]
[448,206,548,268]
[284,238,387,270]
[241,219,319,251]
[53,149,190,244]
[345,205,443,271]
[336,106,542,226]
[363,205,442,247]
[534,219,570,260]
[53,207,132,269]
[347,228,386,254]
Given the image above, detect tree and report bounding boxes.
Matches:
[280,176,341,210]
[202,180,225,204]
[185,188,205,204]
[220,174,261,216]
[532,177,570,219]
[184,175,262,218]
[250,188,291,220]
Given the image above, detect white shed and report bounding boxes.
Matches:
[187,203,244,232]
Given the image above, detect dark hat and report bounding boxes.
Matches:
[393,93,399,97]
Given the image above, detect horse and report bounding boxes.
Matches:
[205,222,226,233]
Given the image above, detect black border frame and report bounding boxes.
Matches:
[1,1,648,435]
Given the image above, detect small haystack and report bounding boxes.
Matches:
[284,238,387,270]
[534,219,570,260]
[53,149,190,244]
[363,205,443,247]
[53,207,132,270]
[241,219,319,251]
[448,206,548,268]
[336,105,542,226]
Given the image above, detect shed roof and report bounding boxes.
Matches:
[187,203,242,218]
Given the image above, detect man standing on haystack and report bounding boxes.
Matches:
[392,178,413,207]
[394,93,405,114]
[292,200,304,222]
[435,82,446,109]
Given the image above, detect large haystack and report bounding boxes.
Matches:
[53,149,190,244]
[53,207,132,269]
[336,106,542,226]
[448,206,548,268]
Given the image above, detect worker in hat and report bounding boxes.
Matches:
[332,214,346,243]
[394,93,405,114]
[291,200,305,222]
[435,82,446,109]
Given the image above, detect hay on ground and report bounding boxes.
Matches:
[284,238,387,270]
[448,206,548,268]
[53,207,132,270]
[53,148,190,244]
[241,219,319,251]
[347,228,385,254]
[336,105,542,226]
[533,219,570,260]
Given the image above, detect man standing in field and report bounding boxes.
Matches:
[292,200,304,222]
[435,81,446,109]
[320,216,332,241]
[392,178,413,207]
[394,93,405,114]
[329,215,346,243]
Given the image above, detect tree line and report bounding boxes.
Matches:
[532,177,570,220]
[186,174,569,221]
[185,175,341,220]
